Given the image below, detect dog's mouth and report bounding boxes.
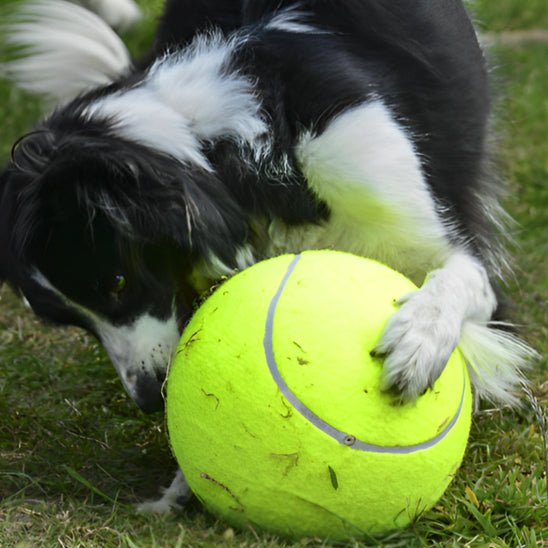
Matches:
[116,364,167,413]
[132,373,166,413]
[101,338,177,414]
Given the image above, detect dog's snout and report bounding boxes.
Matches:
[96,311,180,412]
[132,372,166,413]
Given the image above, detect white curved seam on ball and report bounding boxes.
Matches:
[262,252,467,454]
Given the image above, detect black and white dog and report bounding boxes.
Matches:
[0,0,535,510]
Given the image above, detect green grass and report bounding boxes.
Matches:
[1,1,547,546]
[471,0,548,32]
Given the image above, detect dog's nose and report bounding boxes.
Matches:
[133,373,165,413]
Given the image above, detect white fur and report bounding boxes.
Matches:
[375,252,497,400]
[1,0,132,103]
[85,90,212,171]
[148,35,268,145]
[291,100,533,404]
[373,251,536,404]
[78,0,142,31]
[294,100,454,279]
[199,245,257,279]
[265,8,319,34]
[31,269,179,402]
[86,33,268,167]
[235,246,257,271]
[94,312,180,401]
[137,470,191,513]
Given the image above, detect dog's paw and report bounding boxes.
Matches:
[136,498,180,514]
[136,470,192,514]
[373,289,461,401]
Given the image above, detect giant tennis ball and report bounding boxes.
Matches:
[167,250,472,540]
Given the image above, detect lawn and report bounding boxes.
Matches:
[0,1,547,546]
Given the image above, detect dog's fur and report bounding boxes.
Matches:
[74,0,142,30]
[0,0,536,510]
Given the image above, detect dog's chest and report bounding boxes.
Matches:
[261,213,447,286]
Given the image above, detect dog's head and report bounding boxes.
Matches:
[0,114,249,412]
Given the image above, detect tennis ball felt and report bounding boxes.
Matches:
[167,250,472,540]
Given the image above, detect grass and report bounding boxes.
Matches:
[471,0,548,32]
[0,1,547,546]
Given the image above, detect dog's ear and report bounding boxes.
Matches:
[117,163,249,268]
[22,135,249,270]
[153,166,247,255]
[69,144,249,269]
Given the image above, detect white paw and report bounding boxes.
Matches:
[136,470,192,514]
[136,498,178,514]
[373,289,461,401]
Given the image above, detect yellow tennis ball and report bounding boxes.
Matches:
[167,250,472,540]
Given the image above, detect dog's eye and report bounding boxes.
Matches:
[111,274,127,296]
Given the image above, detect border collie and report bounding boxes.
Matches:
[0,0,536,510]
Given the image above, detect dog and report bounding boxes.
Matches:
[0,0,536,511]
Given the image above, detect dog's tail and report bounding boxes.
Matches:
[0,0,133,104]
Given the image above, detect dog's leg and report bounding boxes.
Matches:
[374,251,496,400]
[296,100,534,403]
[374,251,536,403]
[136,470,192,513]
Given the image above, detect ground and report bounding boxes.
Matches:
[0,0,546,546]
